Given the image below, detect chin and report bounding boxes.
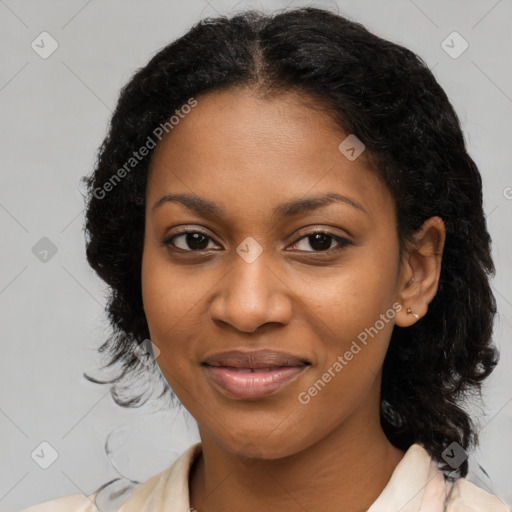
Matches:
[208,425,316,462]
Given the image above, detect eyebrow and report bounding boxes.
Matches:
[152,192,368,218]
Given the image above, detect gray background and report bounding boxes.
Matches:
[1,0,511,510]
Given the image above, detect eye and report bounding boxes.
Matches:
[163,229,352,253]
[290,231,352,252]
[164,230,219,251]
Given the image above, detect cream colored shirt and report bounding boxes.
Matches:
[22,442,511,511]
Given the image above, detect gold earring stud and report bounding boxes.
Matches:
[407,308,419,319]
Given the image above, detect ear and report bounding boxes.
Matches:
[395,216,445,327]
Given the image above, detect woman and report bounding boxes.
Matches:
[23,6,511,512]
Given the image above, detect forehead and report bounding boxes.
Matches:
[146,87,393,222]
[150,87,346,168]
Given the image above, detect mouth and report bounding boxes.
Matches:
[201,349,311,400]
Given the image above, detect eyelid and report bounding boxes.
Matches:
[292,225,351,240]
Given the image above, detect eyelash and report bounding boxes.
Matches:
[162,228,352,254]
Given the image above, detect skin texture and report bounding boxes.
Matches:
[141,86,445,512]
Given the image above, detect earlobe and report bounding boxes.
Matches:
[406,308,419,320]
[395,216,445,327]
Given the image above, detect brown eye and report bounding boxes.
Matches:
[306,233,332,251]
[164,231,216,251]
[292,231,352,252]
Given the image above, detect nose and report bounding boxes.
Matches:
[208,254,293,333]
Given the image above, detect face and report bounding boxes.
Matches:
[141,87,404,459]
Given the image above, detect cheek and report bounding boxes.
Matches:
[290,245,399,338]
[141,249,198,382]
[290,241,399,402]
[293,319,393,447]
[142,245,204,335]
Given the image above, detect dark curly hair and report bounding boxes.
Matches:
[81,6,498,479]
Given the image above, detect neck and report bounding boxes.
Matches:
[189,393,406,512]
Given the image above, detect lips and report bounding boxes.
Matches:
[202,349,310,400]
[202,349,310,369]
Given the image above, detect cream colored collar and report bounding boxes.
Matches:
[118,442,438,511]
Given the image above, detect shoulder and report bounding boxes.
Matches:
[446,477,511,511]
[21,492,99,512]
[20,442,202,512]
[118,442,202,510]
